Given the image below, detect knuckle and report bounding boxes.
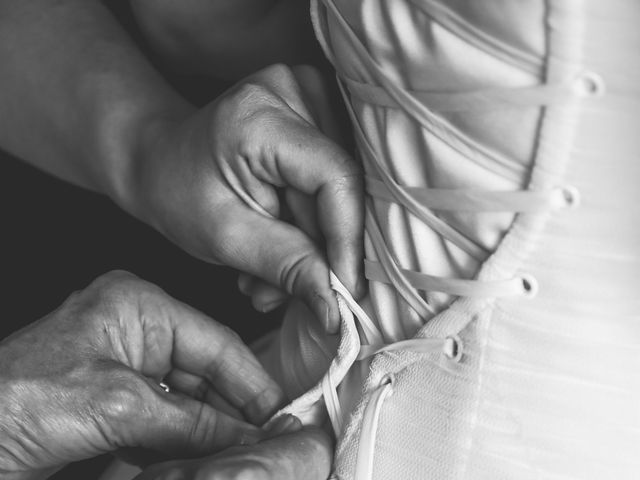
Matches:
[220,324,243,344]
[322,155,363,196]
[332,153,363,179]
[97,270,163,304]
[214,83,270,129]
[184,402,216,446]
[62,270,138,313]
[235,81,268,103]
[335,164,363,186]
[98,376,148,423]
[279,250,320,295]
[91,270,140,299]
[262,63,294,83]
[226,81,276,114]
[98,269,138,286]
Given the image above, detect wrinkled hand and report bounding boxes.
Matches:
[136,423,332,480]
[0,271,285,479]
[136,64,364,333]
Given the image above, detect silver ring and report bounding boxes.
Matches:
[159,381,171,394]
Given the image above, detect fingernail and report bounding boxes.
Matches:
[320,297,340,335]
[267,414,303,436]
[259,299,284,313]
[253,386,287,423]
[238,426,265,446]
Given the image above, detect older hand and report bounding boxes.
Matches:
[135,64,364,333]
[135,423,332,480]
[0,271,285,479]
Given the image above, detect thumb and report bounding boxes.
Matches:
[134,427,333,480]
[213,202,340,333]
[112,379,266,458]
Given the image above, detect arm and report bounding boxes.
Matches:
[0,0,191,210]
[0,1,363,328]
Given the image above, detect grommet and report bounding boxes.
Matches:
[574,71,605,97]
[520,274,539,299]
[380,373,395,387]
[561,185,581,209]
[379,373,395,395]
[443,335,463,362]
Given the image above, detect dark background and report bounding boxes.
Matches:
[1,2,283,478]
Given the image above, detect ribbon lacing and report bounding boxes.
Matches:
[273,1,586,478]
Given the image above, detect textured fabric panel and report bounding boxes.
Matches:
[264,0,640,478]
[335,306,492,480]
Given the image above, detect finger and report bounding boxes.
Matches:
[203,427,333,480]
[213,202,341,333]
[254,117,365,298]
[163,368,245,420]
[250,64,318,127]
[244,64,364,297]
[238,273,288,313]
[237,272,256,295]
[286,188,322,242]
[143,391,263,455]
[157,295,286,423]
[134,427,333,480]
[225,149,282,217]
[249,282,289,313]
[104,376,266,458]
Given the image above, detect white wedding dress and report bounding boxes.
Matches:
[263,0,640,479]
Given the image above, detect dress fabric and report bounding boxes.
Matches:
[261,0,640,479]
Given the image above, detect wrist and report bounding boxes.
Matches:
[100,95,196,222]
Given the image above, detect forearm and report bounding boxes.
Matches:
[0,0,193,211]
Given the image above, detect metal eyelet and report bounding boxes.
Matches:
[574,71,606,97]
[520,274,539,299]
[379,373,395,395]
[443,335,463,363]
[380,373,395,387]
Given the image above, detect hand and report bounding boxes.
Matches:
[0,271,284,479]
[135,423,332,480]
[135,64,364,333]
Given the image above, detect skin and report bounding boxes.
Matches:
[134,427,333,480]
[0,271,332,480]
[0,2,354,477]
[0,0,364,332]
